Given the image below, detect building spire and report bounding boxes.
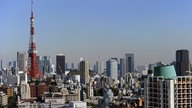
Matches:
[31,0,34,19]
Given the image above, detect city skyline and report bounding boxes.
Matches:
[1,0,192,66]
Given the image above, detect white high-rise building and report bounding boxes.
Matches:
[87,78,94,98]
[145,65,192,108]
[20,81,31,99]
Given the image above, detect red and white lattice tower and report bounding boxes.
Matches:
[27,0,43,80]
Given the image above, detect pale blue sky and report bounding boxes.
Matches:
[1,0,192,66]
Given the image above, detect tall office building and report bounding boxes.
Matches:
[17,52,27,72]
[106,58,118,80]
[176,49,190,76]
[125,53,134,73]
[119,58,125,77]
[80,60,89,85]
[96,61,104,74]
[56,54,65,77]
[0,60,2,69]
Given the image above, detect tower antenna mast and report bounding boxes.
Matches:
[28,0,43,80]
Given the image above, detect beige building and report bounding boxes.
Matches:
[80,60,90,85]
[0,91,8,107]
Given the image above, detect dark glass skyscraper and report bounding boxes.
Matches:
[125,53,134,73]
[119,58,125,77]
[56,54,65,77]
[176,49,189,76]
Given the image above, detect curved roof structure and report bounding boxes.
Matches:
[154,65,177,80]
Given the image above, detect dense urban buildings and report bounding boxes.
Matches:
[37,56,51,76]
[176,49,190,76]
[1,0,192,108]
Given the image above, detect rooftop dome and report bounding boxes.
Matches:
[154,65,177,79]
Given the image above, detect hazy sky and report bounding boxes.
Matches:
[1,0,192,66]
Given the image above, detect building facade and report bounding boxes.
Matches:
[119,58,125,77]
[106,58,118,80]
[37,56,51,76]
[56,54,65,77]
[80,60,89,85]
[96,61,104,74]
[144,65,192,108]
[125,53,134,73]
[17,52,27,72]
[0,91,8,107]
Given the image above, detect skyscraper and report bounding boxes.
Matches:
[17,52,27,71]
[176,49,190,76]
[56,54,65,77]
[119,58,125,77]
[125,53,134,73]
[106,58,118,80]
[96,61,104,74]
[0,60,2,69]
[80,60,89,85]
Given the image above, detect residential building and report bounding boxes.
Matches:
[0,91,8,107]
[144,65,192,108]
[7,87,14,97]
[20,81,31,99]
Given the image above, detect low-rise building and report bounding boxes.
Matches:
[0,91,8,107]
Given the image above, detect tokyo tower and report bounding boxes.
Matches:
[27,0,43,80]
